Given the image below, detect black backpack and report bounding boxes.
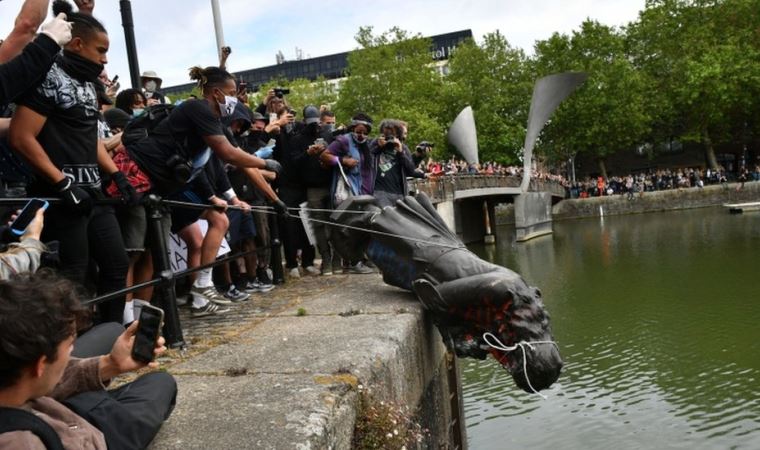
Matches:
[121,104,175,147]
[0,407,65,450]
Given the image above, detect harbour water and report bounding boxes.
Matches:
[463,207,760,449]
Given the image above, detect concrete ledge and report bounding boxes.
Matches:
[149,275,450,449]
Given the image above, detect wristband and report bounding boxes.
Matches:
[222,188,237,201]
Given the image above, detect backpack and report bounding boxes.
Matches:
[121,104,175,147]
[122,104,193,189]
[0,407,65,450]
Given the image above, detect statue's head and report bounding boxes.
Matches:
[442,272,562,393]
[486,282,562,393]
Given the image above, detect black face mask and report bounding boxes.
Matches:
[250,130,269,144]
[60,50,104,82]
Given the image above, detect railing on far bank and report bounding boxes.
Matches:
[409,174,566,203]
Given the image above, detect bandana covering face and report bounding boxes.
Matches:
[61,50,104,82]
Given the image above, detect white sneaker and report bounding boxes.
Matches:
[304,265,320,276]
[289,267,301,279]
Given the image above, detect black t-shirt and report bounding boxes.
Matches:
[374,148,404,194]
[18,60,100,196]
[127,99,225,195]
[154,99,223,156]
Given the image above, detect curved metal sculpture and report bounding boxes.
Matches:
[448,106,479,165]
[330,193,561,393]
[520,72,588,192]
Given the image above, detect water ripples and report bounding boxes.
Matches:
[463,208,760,449]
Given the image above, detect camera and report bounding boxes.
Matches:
[274,87,290,98]
[384,134,396,145]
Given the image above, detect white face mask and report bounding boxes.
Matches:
[218,95,238,117]
[353,132,367,144]
[132,108,144,117]
[144,80,157,92]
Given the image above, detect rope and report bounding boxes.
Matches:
[482,332,559,400]
[254,206,464,250]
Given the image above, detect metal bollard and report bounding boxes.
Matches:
[144,195,186,349]
[268,212,285,284]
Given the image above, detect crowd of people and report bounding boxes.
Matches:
[0,1,442,447]
[564,166,760,199]
[413,153,760,200]
[2,0,760,447]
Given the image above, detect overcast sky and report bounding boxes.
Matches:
[1,0,646,88]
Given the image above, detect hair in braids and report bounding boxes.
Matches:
[52,0,106,39]
[188,66,234,93]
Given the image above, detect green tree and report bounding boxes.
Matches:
[252,76,339,119]
[335,27,446,150]
[627,0,760,170]
[444,32,532,164]
[532,20,651,177]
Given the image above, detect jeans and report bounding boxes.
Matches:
[42,204,129,324]
[64,372,177,450]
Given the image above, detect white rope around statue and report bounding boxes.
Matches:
[482,332,559,400]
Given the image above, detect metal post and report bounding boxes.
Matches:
[145,195,186,349]
[119,0,141,89]
[210,0,226,61]
[446,352,468,450]
[483,200,495,245]
[269,213,285,284]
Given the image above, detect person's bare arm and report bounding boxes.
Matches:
[73,0,94,15]
[0,118,10,140]
[9,105,65,184]
[242,167,278,202]
[96,139,118,175]
[0,0,49,63]
[102,132,122,154]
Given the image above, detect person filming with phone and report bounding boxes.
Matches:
[0,270,177,450]
[0,204,46,278]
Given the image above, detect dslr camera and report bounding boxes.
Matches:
[274,87,290,98]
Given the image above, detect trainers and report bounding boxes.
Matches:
[289,267,301,279]
[191,285,233,305]
[224,285,249,302]
[191,301,230,317]
[321,264,333,276]
[348,261,374,274]
[243,279,274,293]
[256,267,274,286]
[304,265,320,276]
[175,295,189,307]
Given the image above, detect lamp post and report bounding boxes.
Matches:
[119,0,141,88]
[210,0,226,61]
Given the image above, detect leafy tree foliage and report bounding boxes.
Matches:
[533,20,650,176]
[444,32,532,164]
[335,27,447,152]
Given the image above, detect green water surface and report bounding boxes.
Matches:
[463,207,760,450]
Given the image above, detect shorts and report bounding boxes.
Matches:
[116,205,147,252]
[226,209,256,246]
[168,188,207,234]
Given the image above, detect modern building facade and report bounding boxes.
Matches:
[163,29,473,95]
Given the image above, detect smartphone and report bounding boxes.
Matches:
[237,82,247,94]
[269,113,277,123]
[131,304,164,363]
[10,199,48,236]
[314,138,326,146]
[111,75,119,83]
